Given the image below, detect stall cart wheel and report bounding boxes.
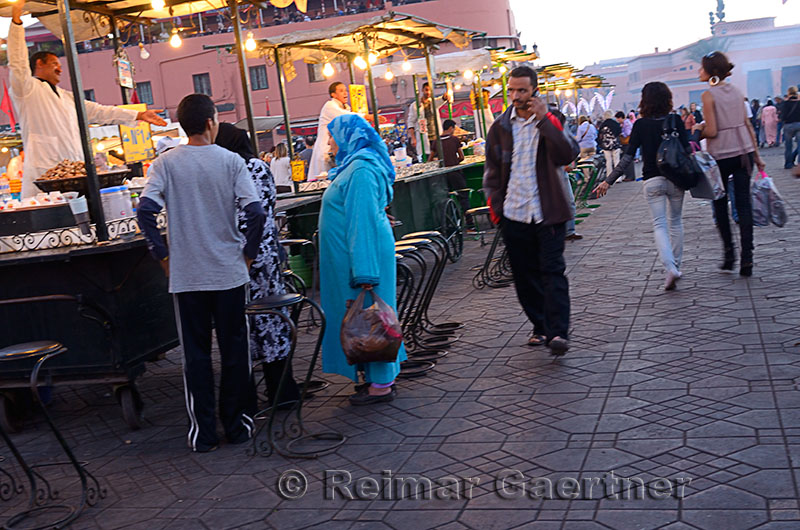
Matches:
[0,393,24,434]
[115,385,144,431]
[441,199,464,263]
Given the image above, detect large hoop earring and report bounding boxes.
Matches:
[709,76,720,86]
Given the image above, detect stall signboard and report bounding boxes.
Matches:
[118,104,155,163]
[349,85,368,115]
[117,58,134,89]
[291,160,305,182]
[299,180,329,193]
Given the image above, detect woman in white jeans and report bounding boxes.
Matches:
[593,82,690,291]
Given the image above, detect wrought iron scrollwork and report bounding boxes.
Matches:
[1,214,166,254]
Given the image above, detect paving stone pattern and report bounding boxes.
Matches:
[2,149,800,529]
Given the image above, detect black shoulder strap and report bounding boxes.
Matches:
[661,114,678,135]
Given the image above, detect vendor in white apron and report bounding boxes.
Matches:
[307,82,371,180]
[7,1,166,198]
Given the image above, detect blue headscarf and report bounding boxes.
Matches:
[327,114,395,189]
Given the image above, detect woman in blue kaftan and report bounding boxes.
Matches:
[318,114,406,405]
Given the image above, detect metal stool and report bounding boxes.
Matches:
[395,249,439,376]
[0,341,105,529]
[465,206,493,246]
[393,239,449,379]
[472,227,514,290]
[0,295,107,529]
[395,238,456,349]
[399,232,464,335]
[0,453,24,502]
[246,293,345,459]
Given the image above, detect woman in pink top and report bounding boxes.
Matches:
[693,52,765,277]
[761,100,779,147]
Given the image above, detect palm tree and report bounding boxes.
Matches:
[686,36,729,65]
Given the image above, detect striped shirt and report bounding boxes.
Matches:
[503,107,542,224]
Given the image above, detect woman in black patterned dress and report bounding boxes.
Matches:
[215,123,299,406]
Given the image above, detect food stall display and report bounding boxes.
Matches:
[0,0,261,431]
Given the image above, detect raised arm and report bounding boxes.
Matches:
[7,2,36,99]
[84,100,167,127]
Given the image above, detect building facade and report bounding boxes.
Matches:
[0,0,519,135]
[582,17,800,113]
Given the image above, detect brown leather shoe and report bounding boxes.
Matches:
[566,233,583,241]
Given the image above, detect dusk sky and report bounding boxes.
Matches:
[508,0,800,68]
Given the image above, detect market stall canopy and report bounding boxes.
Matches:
[537,63,610,90]
[248,12,485,64]
[489,47,539,65]
[369,49,491,78]
[0,0,255,42]
[234,116,285,133]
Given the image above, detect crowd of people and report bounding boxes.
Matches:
[131,50,794,452]
[137,93,405,451]
[594,52,770,290]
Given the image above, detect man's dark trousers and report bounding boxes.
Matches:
[174,284,257,451]
[501,218,570,341]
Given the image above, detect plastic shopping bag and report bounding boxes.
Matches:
[751,175,770,227]
[751,171,787,227]
[689,150,725,200]
[760,171,788,227]
[340,287,403,366]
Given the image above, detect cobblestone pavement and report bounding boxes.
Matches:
[2,148,800,530]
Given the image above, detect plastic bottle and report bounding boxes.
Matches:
[0,177,11,204]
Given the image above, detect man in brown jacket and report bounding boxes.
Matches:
[483,66,579,355]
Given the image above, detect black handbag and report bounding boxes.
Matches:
[656,114,703,191]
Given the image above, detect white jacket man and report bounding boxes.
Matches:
[8,1,165,197]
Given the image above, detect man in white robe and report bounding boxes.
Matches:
[307,82,371,180]
[8,0,166,198]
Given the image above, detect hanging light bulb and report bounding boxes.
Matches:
[169,28,182,48]
[367,52,378,65]
[138,42,150,60]
[384,69,394,81]
[454,83,462,90]
[568,77,575,84]
[499,65,507,74]
[1,147,8,154]
[492,83,501,91]
[555,89,561,96]
[565,89,573,97]
[244,32,256,52]
[401,58,412,72]
[322,62,335,77]
[354,55,367,70]
[151,0,165,11]
[463,69,474,81]
[96,142,106,152]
